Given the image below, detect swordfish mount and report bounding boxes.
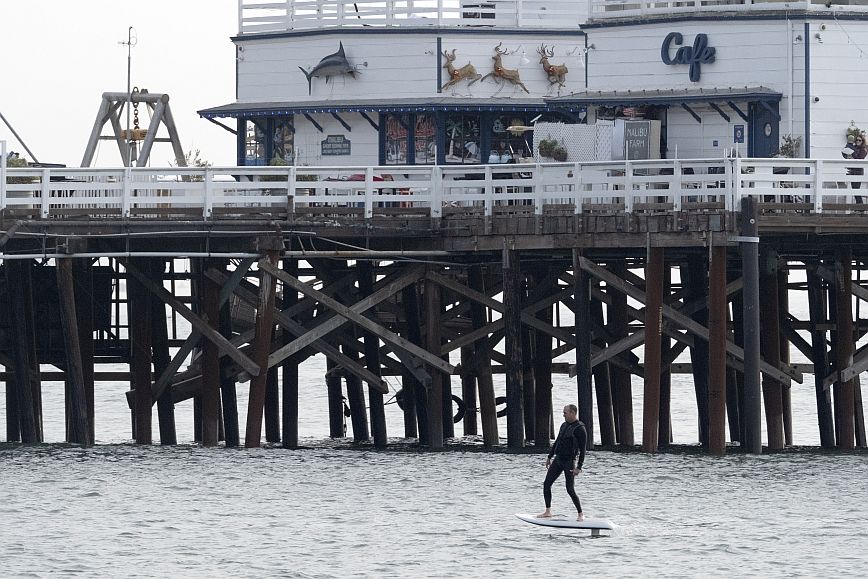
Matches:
[298,42,359,95]
[480,43,529,94]
[441,49,482,91]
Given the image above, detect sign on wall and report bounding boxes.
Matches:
[661,33,716,82]
[321,134,351,156]
[624,120,651,159]
[734,124,745,144]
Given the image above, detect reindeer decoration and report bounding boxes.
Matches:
[538,45,568,89]
[441,49,482,91]
[481,43,529,94]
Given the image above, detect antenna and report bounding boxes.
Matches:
[119,26,138,166]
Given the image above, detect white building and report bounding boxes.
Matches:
[199,1,868,164]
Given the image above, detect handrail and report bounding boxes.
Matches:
[3,159,868,221]
[588,0,868,20]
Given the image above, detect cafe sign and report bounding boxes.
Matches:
[661,32,715,82]
[321,134,351,156]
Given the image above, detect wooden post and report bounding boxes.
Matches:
[359,261,387,449]
[6,260,41,443]
[150,259,176,445]
[74,259,96,444]
[686,254,710,447]
[760,247,785,450]
[282,258,299,449]
[658,267,672,448]
[503,248,525,449]
[128,258,153,445]
[522,316,536,442]
[425,276,445,449]
[778,264,793,446]
[245,252,278,448]
[190,258,202,443]
[401,284,422,440]
[56,259,92,446]
[834,247,856,449]
[201,258,221,447]
[643,247,664,453]
[591,288,616,446]
[469,265,498,447]
[265,361,281,443]
[741,197,763,454]
[727,267,743,444]
[327,358,346,438]
[573,249,593,449]
[4,366,20,441]
[708,245,728,455]
[345,350,370,443]
[460,345,478,436]
[532,264,553,448]
[609,259,634,446]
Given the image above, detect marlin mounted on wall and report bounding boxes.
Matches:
[298,43,358,95]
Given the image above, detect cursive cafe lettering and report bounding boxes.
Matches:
[661,32,715,82]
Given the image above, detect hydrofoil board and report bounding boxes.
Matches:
[514,513,614,535]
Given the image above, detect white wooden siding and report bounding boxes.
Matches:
[294,113,380,166]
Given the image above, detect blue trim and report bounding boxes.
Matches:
[331,112,352,132]
[234,27,585,42]
[805,22,811,158]
[709,102,730,123]
[437,36,443,94]
[681,103,702,124]
[759,100,781,121]
[727,101,749,123]
[550,91,780,107]
[360,111,379,131]
[303,113,324,133]
[236,118,245,166]
[202,102,570,118]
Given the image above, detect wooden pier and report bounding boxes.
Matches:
[1,158,867,452]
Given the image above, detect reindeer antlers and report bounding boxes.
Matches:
[538,44,555,57]
[494,42,507,55]
[443,48,457,61]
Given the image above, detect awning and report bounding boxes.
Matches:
[198,97,583,119]
[546,86,782,107]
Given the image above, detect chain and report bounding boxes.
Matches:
[132,86,140,130]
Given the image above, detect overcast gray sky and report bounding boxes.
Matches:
[1,0,238,167]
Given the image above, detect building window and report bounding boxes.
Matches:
[488,114,534,163]
[273,118,294,163]
[414,114,437,165]
[383,114,410,165]
[245,120,267,165]
[444,113,481,164]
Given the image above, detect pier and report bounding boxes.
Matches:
[1,153,866,453]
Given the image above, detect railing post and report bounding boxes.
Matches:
[516,0,523,27]
[40,168,50,219]
[484,165,494,218]
[431,165,443,218]
[1,140,6,212]
[573,162,582,214]
[203,168,214,219]
[534,165,544,216]
[673,159,682,211]
[364,166,374,219]
[733,157,742,212]
[624,160,633,213]
[239,0,245,34]
[286,0,293,30]
[122,167,132,218]
[724,158,733,212]
[814,159,823,214]
[287,165,296,215]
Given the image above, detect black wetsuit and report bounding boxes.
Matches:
[543,420,587,513]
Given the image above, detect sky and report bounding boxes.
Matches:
[1,0,238,167]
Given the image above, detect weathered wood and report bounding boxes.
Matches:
[834,247,856,449]
[779,265,793,447]
[265,361,281,443]
[402,283,424,441]
[760,248,785,450]
[345,350,370,443]
[219,287,240,448]
[282,259,299,449]
[73,259,96,444]
[200,258,221,447]
[709,245,728,456]
[658,267,672,449]
[534,266,554,449]
[56,259,92,446]
[460,345,478,436]
[643,247,664,453]
[245,254,279,448]
[128,258,153,445]
[359,261,387,448]
[686,255,710,447]
[572,249,593,450]
[741,197,762,454]
[503,249,525,449]
[149,259,176,446]
[469,265,498,447]
[425,276,445,449]
[327,358,346,438]
[122,258,261,379]
[608,259,634,446]
[6,260,41,443]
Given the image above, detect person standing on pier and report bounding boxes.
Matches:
[537,404,587,521]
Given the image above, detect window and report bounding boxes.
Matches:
[244,120,267,165]
[488,114,533,164]
[273,118,294,163]
[383,114,410,165]
[414,114,437,165]
[444,113,481,164]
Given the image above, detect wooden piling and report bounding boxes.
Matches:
[572,249,593,449]
[401,284,422,440]
[245,252,278,448]
[74,259,96,444]
[740,197,763,454]
[708,245,728,455]
[265,362,281,443]
[282,258,299,449]
[727,271,743,444]
[200,258,221,446]
[686,254,710,447]
[778,264,793,446]
[359,261,387,449]
[522,320,536,442]
[643,247,664,453]
[657,267,672,449]
[609,259,634,446]
[424,276,445,449]
[326,358,346,438]
[503,248,525,449]
[591,289,616,446]
[345,350,370,443]
[833,247,856,449]
[6,260,41,443]
[460,345,478,436]
[150,259,176,445]
[760,247,785,450]
[533,265,554,448]
[56,259,92,446]
[469,265,498,447]
[128,258,153,445]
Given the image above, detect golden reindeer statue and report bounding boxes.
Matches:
[481,43,529,94]
[441,49,482,91]
[538,45,568,88]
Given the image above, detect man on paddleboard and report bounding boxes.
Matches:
[537,404,587,521]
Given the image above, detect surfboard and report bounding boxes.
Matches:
[514,513,614,535]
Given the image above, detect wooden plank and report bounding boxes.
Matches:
[260,261,453,375]
[121,258,261,378]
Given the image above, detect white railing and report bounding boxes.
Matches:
[2,159,868,220]
[590,0,868,20]
[238,0,586,34]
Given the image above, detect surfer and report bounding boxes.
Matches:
[537,404,587,521]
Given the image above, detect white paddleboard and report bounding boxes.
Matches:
[514,513,614,533]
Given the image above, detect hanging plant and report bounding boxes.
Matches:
[538,138,556,157]
[551,146,568,162]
